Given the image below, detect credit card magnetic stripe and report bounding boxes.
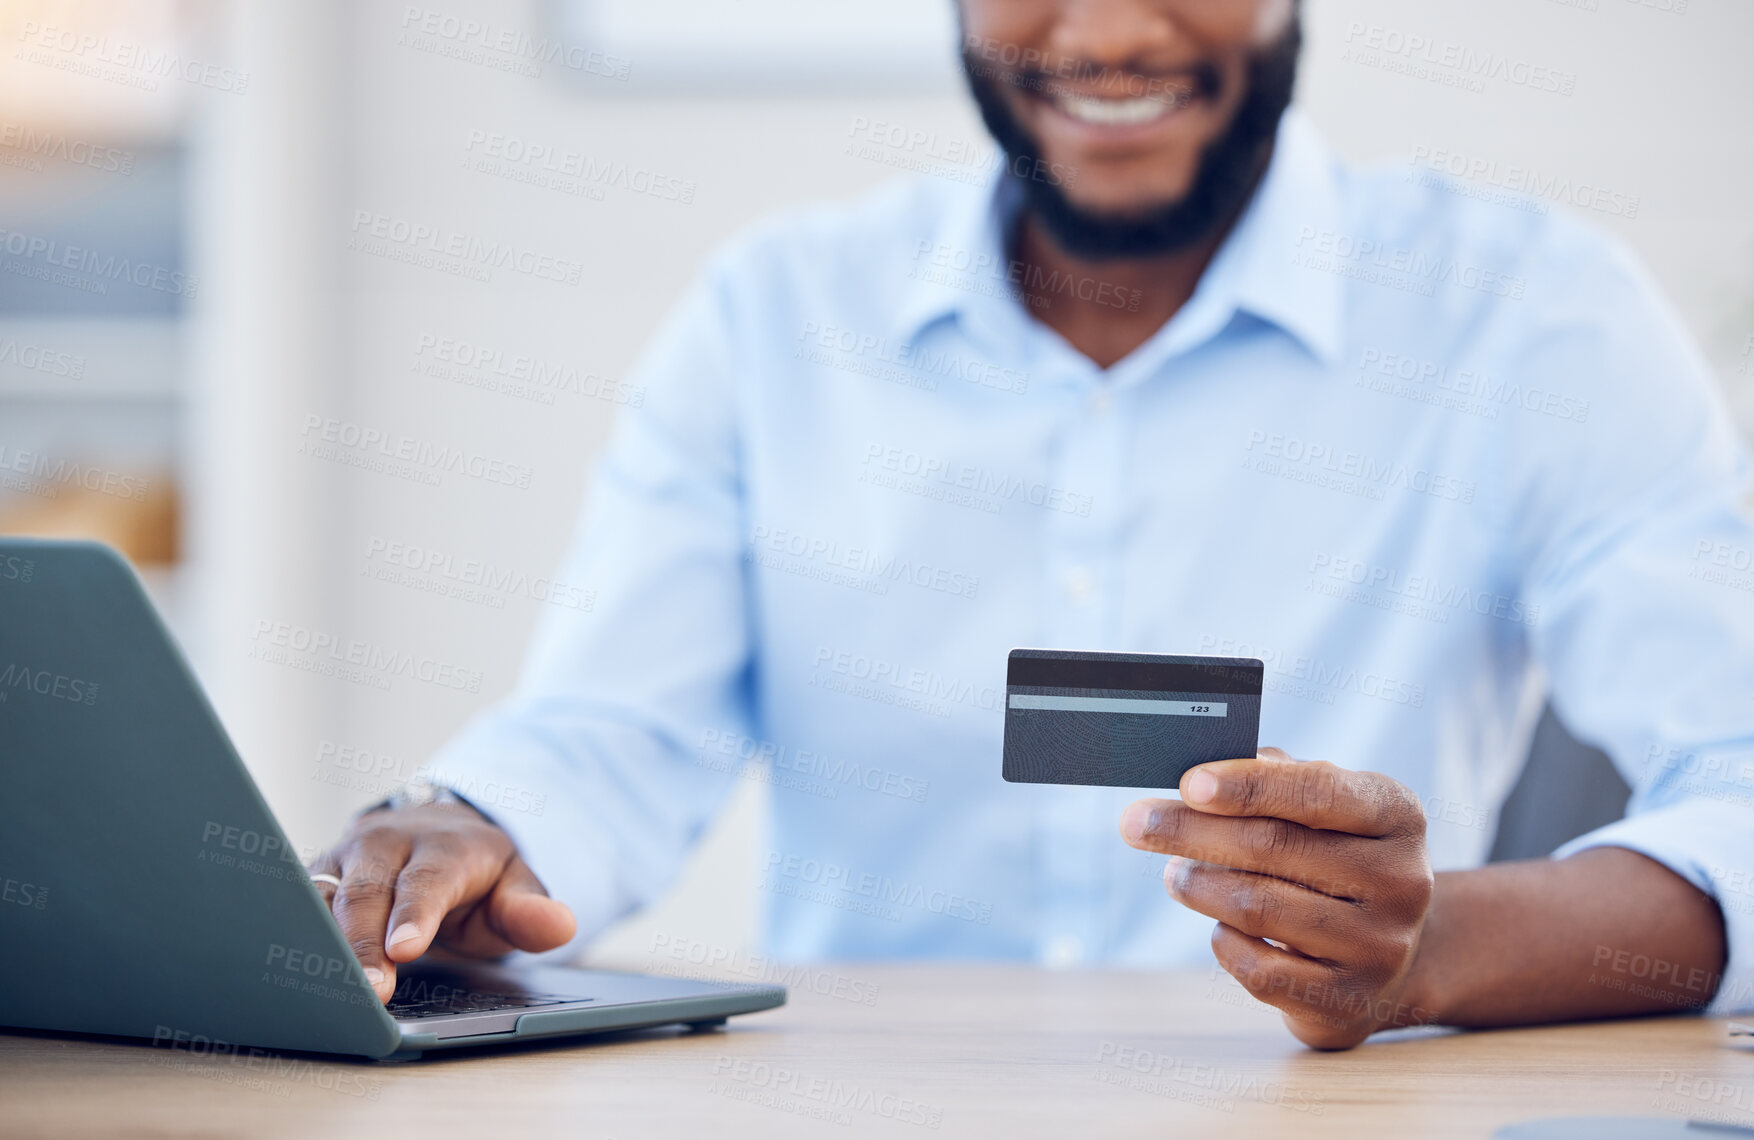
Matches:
[1005,652,1262,694]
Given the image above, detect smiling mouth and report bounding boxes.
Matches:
[1050,92,1190,126]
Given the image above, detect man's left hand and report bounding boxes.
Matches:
[1120,747,1436,1049]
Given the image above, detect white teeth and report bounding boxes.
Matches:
[1053,94,1177,126]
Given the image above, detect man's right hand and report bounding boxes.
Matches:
[306,801,577,1003]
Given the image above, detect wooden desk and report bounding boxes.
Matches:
[1,964,1749,1138]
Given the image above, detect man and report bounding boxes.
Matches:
[311,0,1753,1049]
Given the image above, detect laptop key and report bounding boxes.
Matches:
[387,992,590,1019]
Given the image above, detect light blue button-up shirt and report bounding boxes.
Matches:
[434,108,1754,1012]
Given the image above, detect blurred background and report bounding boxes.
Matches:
[2,0,1751,963]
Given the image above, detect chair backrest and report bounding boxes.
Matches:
[1488,704,1631,862]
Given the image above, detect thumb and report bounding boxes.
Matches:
[485,857,577,953]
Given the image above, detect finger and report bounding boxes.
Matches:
[1120,800,1366,891]
[1209,923,1371,1048]
[488,857,577,951]
[382,835,497,965]
[1165,857,1364,961]
[1180,757,1422,837]
[445,856,576,956]
[333,834,411,1002]
[305,850,342,906]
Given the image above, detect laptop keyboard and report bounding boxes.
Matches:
[387,989,590,1020]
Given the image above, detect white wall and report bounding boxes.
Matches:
[192,0,1754,962]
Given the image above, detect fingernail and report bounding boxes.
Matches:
[386,922,422,950]
[1164,856,1186,891]
[1185,770,1219,805]
[1120,803,1156,843]
[363,967,385,987]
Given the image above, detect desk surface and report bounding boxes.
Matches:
[1,964,1750,1139]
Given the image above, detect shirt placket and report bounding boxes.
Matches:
[1036,375,1131,968]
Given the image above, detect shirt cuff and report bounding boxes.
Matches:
[420,719,624,964]
[1554,798,1754,1015]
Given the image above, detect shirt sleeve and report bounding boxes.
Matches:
[423,247,757,961]
[1507,226,1754,1015]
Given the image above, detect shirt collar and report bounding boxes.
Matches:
[888,167,1016,344]
[889,106,1346,369]
[1215,106,1345,367]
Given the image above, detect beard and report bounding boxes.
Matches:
[961,19,1301,262]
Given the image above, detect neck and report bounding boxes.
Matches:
[1010,151,1273,371]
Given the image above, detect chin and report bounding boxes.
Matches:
[1058,180,1201,223]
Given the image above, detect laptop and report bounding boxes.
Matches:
[0,538,783,1060]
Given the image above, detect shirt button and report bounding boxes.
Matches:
[1088,389,1112,415]
[1044,934,1085,969]
[1064,567,1095,604]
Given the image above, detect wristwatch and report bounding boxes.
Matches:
[389,778,462,812]
[360,777,465,817]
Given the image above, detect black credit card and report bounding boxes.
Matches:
[1001,649,1264,789]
